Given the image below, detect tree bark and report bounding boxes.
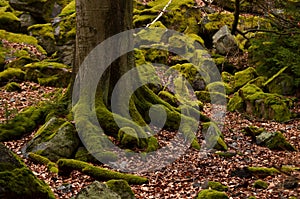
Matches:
[231,0,240,35]
[74,0,133,106]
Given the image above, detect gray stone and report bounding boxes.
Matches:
[19,13,37,32]
[212,25,238,55]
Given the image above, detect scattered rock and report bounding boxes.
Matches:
[253,180,268,189]
[197,189,229,199]
[212,25,239,55]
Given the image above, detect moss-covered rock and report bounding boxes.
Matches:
[5,56,38,69]
[57,159,148,184]
[0,106,45,141]
[264,71,295,96]
[202,122,227,151]
[227,84,291,122]
[158,90,180,107]
[0,11,20,32]
[197,189,229,199]
[28,23,57,54]
[28,121,80,162]
[233,67,257,90]
[106,180,135,199]
[4,81,21,92]
[25,61,71,87]
[75,181,121,199]
[256,131,297,151]
[253,180,268,189]
[75,146,98,163]
[0,68,25,86]
[195,91,228,104]
[206,181,228,191]
[0,143,55,199]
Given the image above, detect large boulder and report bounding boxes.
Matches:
[0,143,55,199]
[26,119,80,162]
[228,84,291,122]
[24,61,72,87]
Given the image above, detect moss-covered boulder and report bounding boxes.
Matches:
[197,189,229,199]
[195,91,228,105]
[5,56,38,69]
[202,122,227,151]
[118,127,141,149]
[106,180,135,199]
[253,180,268,189]
[256,131,297,151]
[0,11,20,32]
[228,84,291,122]
[263,67,295,96]
[27,120,80,162]
[0,68,25,86]
[233,67,257,90]
[0,106,45,141]
[4,81,21,92]
[24,61,71,87]
[28,23,57,54]
[0,143,55,199]
[75,181,121,199]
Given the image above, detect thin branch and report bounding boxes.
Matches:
[146,0,173,27]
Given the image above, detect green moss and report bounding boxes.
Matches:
[106,180,135,199]
[0,30,46,54]
[28,23,55,40]
[57,159,148,184]
[5,56,38,68]
[158,91,179,107]
[202,122,227,151]
[248,196,256,199]
[207,181,228,191]
[54,12,76,45]
[0,68,25,84]
[253,180,268,189]
[281,165,300,174]
[59,0,75,16]
[146,136,160,152]
[28,152,58,173]
[0,11,20,32]
[195,91,228,105]
[197,189,229,199]
[118,127,140,149]
[247,167,280,178]
[4,82,21,92]
[203,13,234,34]
[264,132,297,151]
[234,67,258,90]
[242,126,265,137]
[0,167,55,198]
[191,138,201,150]
[0,106,45,141]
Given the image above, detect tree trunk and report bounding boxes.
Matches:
[75,0,133,106]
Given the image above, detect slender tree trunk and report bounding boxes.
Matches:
[231,0,240,35]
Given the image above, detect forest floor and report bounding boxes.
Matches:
[1,83,300,198]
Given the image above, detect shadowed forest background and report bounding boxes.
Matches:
[0,0,299,198]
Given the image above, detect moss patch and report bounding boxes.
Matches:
[4,82,21,92]
[197,189,229,199]
[247,167,280,178]
[0,68,25,86]
[106,180,135,199]
[28,152,58,173]
[253,180,268,189]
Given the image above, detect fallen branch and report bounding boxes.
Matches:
[146,0,173,27]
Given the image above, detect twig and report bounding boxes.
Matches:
[146,0,173,27]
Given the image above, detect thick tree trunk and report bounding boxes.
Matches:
[74,0,133,106]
